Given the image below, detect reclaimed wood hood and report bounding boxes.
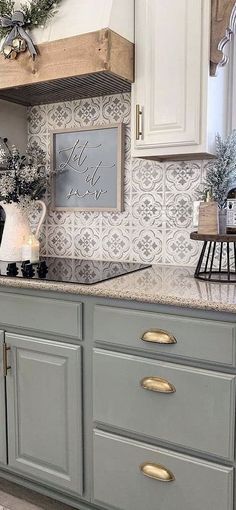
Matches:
[0,28,134,106]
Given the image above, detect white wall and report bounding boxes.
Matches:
[13,0,134,43]
[109,0,134,42]
[0,100,27,152]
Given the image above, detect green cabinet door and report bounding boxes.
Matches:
[0,331,6,465]
[5,333,83,495]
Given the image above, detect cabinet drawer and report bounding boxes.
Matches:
[93,430,233,510]
[94,305,236,366]
[0,292,82,339]
[93,349,235,459]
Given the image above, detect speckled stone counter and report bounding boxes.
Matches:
[0,264,236,313]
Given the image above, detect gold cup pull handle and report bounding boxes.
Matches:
[141,330,176,345]
[140,462,175,482]
[140,376,176,394]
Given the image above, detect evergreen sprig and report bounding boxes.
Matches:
[0,0,62,39]
[0,0,14,38]
[21,0,62,31]
[202,131,236,208]
[0,0,14,15]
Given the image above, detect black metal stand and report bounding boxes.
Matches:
[190,232,236,283]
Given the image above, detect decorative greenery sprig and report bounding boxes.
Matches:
[202,131,236,209]
[0,0,13,37]
[0,0,14,16]
[21,0,62,31]
[0,0,62,39]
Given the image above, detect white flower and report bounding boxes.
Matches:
[19,165,39,183]
[18,196,36,213]
[0,148,6,165]
[11,145,19,157]
[0,174,15,197]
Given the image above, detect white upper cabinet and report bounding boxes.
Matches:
[131,0,229,160]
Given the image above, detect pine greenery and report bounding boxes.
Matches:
[203,131,236,209]
[0,0,62,38]
[0,0,14,37]
[21,0,62,30]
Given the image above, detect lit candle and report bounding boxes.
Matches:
[21,235,40,263]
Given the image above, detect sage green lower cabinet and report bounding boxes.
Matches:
[0,291,236,510]
[93,349,236,460]
[0,331,6,465]
[5,333,83,495]
[93,430,234,510]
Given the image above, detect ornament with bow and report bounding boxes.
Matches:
[0,0,63,61]
[0,10,37,60]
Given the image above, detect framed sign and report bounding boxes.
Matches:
[51,123,124,211]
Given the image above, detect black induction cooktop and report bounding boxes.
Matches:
[0,258,151,285]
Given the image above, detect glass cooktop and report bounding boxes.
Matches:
[0,257,151,285]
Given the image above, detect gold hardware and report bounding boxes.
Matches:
[136,104,143,140]
[140,376,176,393]
[141,330,177,345]
[140,462,175,482]
[3,344,11,377]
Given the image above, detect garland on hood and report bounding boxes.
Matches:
[0,0,62,60]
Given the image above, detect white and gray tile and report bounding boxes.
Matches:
[28,92,207,266]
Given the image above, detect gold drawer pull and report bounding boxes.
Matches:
[140,462,175,482]
[141,330,176,345]
[140,376,176,393]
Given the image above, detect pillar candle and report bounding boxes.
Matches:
[21,235,40,263]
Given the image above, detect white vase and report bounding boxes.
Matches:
[0,201,47,262]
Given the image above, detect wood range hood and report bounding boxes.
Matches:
[0,28,134,106]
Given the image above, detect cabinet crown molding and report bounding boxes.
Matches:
[211,0,236,76]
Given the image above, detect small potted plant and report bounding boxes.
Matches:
[0,140,49,261]
[201,131,236,233]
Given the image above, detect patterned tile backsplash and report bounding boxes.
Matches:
[28,93,207,266]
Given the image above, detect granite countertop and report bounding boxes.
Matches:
[0,264,236,313]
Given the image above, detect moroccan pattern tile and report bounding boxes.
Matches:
[165,192,193,229]
[75,227,101,259]
[47,102,74,129]
[74,97,101,126]
[28,93,206,266]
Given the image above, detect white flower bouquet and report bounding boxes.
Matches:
[0,140,49,206]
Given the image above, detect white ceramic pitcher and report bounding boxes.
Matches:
[0,200,46,262]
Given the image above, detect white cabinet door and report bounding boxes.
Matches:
[132,0,208,157]
[5,333,83,495]
[0,331,6,465]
